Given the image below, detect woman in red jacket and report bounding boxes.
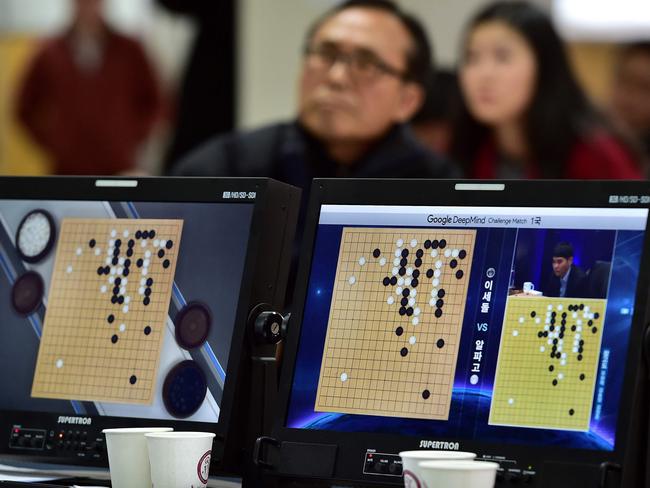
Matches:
[450,1,644,179]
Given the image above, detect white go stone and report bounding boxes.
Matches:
[387,296,395,305]
[398,277,405,286]
[379,257,387,266]
[100,285,107,293]
[452,249,459,257]
[119,323,126,332]
[435,260,443,269]
[396,239,404,247]
[412,317,419,325]
[410,239,417,248]
[358,257,366,266]
[66,265,73,274]
[348,276,356,285]
[409,336,417,345]
[56,359,64,369]
[340,372,348,382]
[513,330,519,336]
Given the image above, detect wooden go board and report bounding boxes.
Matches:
[31,218,183,404]
[315,227,476,420]
[489,296,606,431]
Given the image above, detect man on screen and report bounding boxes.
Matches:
[545,242,587,298]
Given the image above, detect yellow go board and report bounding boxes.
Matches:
[31,218,183,404]
[315,228,476,420]
[489,296,606,431]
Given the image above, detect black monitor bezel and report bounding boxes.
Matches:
[0,176,297,476]
[274,178,650,484]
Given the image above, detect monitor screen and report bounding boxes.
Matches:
[1,198,252,424]
[0,177,299,476]
[285,202,648,452]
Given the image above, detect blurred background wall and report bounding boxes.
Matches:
[1,0,649,175]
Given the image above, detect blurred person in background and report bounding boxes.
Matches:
[156,0,236,173]
[173,0,455,188]
[411,69,461,154]
[611,42,650,168]
[450,1,643,179]
[15,0,161,175]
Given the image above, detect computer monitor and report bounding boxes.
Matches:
[267,179,650,487]
[0,176,299,477]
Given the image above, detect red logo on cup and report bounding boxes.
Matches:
[403,469,421,488]
[197,450,211,484]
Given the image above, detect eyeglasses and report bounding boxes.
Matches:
[304,43,408,83]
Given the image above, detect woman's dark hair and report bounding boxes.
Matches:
[304,0,434,89]
[450,1,606,178]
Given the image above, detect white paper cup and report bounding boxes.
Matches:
[103,427,173,488]
[419,460,500,488]
[399,451,476,488]
[146,431,216,488]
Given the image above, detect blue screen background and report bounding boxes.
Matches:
[286,223,645,451]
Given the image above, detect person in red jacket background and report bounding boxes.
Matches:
[15,0,161,176]
[450,1,644,180]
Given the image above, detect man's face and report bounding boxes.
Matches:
[298,7,423,147]
[552,256,572,278]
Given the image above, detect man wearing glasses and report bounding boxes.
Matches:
[173,0,455,189]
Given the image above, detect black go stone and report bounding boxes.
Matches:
[401,249,409,258]
[149,230,156,238]
[400,258,408,267]
[594,313,600,319]
[436,299,444,308]
[531,311,536,318]
[143,297,151,306]
[129,375,137,385]
[373,248,381,258]
[459,250,467,259]
[104,266,110,274]
[592,327,598,334]
[456,270,464,279]
[416,249,424,258]
[415,258,422,267]
[146,278,154,286]
[142,231,149,239]
[579,304,585,310]
[115,239,121,247]
[543,331,549,337]
[383,277,391,286]
[401,297,408,307]
[111,296,118,304]
[439,239,447,249]
[569,409,575,416]
[571,325,577,332]
[400,347,408,357]
[450,259,458,269]
[549,365,554,372]
[396,326,404,336]
[398,268,406,276]
[424,240,432,249]
[126,249,134,257]
[125,259,131,268]
[399,307,407,316]
[144,326,152,335]
[111,335,118,344]
[406,307,414,316]
[123,269,130,277]
[580,374,585,381]
[145,288,152,297]
[89,239,96,248]
[436,338,445,348]
[538,331,544,338]
[113,286,120,295]
[166,240,173,249]
[562,312,567,318]
[588,320,593,326]
[128,239,135,248]
[135,231,142,239]
[115,277,121,286]
[438,289,446,298]
[97,266,104,276]
[402,288,410,297]
[552,379,558,386]
[411,278,419,287]
[426,269,434,279]
[422,390,431,400]
[412,269,420,279]
[431,240,439,249]
[556,352,561,359]
[390,277,398,286]
[158,249,165,259]
[113,248,120,257]
[112,257,118,266]
[118,296,124,304]
[578,354,583,361]
[435,309,443,318]
[137,259,144,267]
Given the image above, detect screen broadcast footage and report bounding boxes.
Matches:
[286,204,648,451]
